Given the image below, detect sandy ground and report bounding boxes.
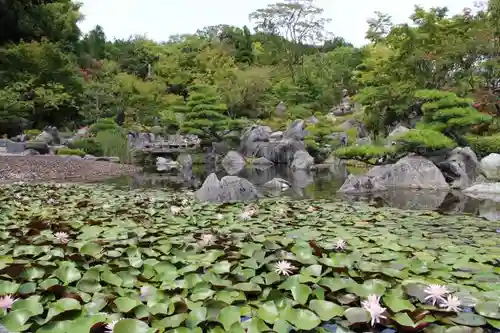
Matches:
[0,155,141,183]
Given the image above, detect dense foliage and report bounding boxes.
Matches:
[0,183,498,332]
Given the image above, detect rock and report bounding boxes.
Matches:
[387,125,409,145]
[35,126,60,145]
[463,183,500,202]
[438,147,479,189]
[251,157,273,165]
[6,141,25,154]
[156,157,180,172]
[306,116,319,124]
[212,141,231,154]
[338,156,449,193]
[276,101,286,115]
[269,131,283,142]
[339,119,369,138]
[480,153,500,180]
[221,151,246,175]
[177,154,193,169]
[256,140,306,164]
[338,174,388,193]
[195,173,260,203]
[283,119,307,140]
[262,177,290,190]
[25,141,49,154]
[291,150,314,170]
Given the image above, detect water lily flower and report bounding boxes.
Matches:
[240,211,252,220]
[424,284,449,306]
[170,206,181,215]
[199,234,216,246]
[181,198,188,206]
[215,213,224,220]
[54,231,69,244]
[274,260,296,276]
[307,206,317,212]
[0,295,16,309]
[361,294,387,326]
[333,239,347,250]
[105,319,119,332]
[139,286,152,300]
[440,294,462,312]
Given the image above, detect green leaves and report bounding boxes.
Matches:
[0,183,497,332]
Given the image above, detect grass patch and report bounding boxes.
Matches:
[0,183,498,332]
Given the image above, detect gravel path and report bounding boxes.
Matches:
[0,156,141,183]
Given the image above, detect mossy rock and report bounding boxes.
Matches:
[25,141,49,154]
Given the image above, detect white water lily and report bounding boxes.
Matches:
[333,239,347,250]
[0,295,16,309]
[240,211,252,220]
[181,198,188,206]
[215,213,224,220]
[54,231,69,244]
[361,294,387,326]
[440,294,462,312]
[140,286,152,299]
[105,319,119,332]
[170,206,182,215]
[274,260,296,276]
[424,284,449,306]
[199,234,217,246]
[306,206,317,212]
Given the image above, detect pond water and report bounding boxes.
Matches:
[99,164,500,221]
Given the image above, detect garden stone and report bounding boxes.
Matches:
[463,183,500,202]
[269,131,283,142]
[156,157,180,172]
[195,173,260,202]
[438,147,479,189]
[262,177,290,190]
[283,119,307,140]
[6,141,26,153]
[291,150,314,170]
[221,151,246,175]
[480,153,500,180]
[339,119,369,138]
[386,125,409,145]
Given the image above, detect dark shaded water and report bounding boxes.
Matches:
[100,164,500,221]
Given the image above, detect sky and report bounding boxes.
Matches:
[78,0,476,47]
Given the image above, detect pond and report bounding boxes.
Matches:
[98,164,500,221]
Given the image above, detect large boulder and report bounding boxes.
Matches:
[283,119,307,140]
[480,153,500,180]
[221,151,246,175]
[338,156,449,194]
[291,150,314,170]
[437,147,479,189]
[195,173,260,203]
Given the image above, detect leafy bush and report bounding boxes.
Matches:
[89,118,120,134]
[392,128,457,152]
[334,145,396,164]
[68,138,103,156]
[467,134,500,158]
[56,147,85,157]
[24,129,41,138]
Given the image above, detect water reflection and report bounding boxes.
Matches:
[100,164,500,221]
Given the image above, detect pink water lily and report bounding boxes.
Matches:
[0,295,16,309]
[54,231,69,244]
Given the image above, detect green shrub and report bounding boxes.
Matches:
[95,129,130,163]
[467,134,500,158]
[334,145,395,163]
[56,147,85,157]
[24,129,41,138]
[68,138,103,156]
[392,129,457,152]
[89,118,120,134]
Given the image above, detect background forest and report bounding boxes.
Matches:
[1,0,500,159]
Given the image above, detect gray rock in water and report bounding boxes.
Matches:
[291,150,314,170]
[339,156,449,194]
[438,147,479,189]
[221,151,246,175]
[195,173,260,203]
[463,183,500,202]
[262,177,290,189]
